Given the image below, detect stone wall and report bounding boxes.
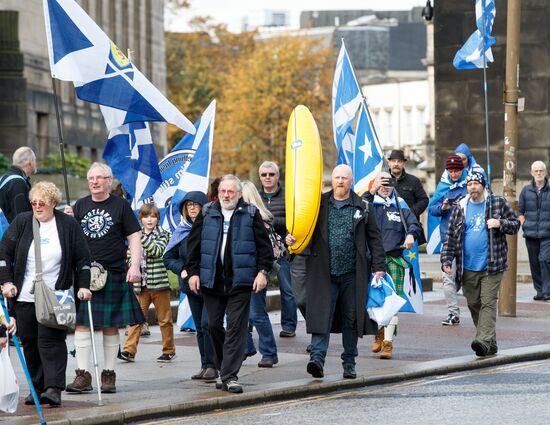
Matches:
[434,0,550,183]
[0,0,168,161]
[0,11,27,154]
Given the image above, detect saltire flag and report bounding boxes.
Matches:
[371,194,423,313]
[176,292,195,331]
[42,0,195,134]
[102,119,162,206]
[332,40,363,166]
[352,101,384,195]
[155,100,216,231]
[453,0,496,70]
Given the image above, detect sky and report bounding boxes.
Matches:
[165,0,428,32]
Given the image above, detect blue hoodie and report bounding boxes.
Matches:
[455,143,488,181]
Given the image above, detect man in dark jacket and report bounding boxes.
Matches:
[441,172,519,357]
[286,165,386,380]
[258,161,297,337]
[366,150,428,219]
[187,174,274,394]
[518,161,550,301]
[0,147,36,224]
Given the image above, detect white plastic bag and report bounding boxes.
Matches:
[366,274,406,327]
[0,346,19,413]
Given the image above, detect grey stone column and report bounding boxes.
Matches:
[0,10,27,157]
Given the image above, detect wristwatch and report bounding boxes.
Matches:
[259,269,268,276]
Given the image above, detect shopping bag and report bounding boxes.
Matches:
[34,278,76,330]
[0,347,19,413]
[366,274,406,326]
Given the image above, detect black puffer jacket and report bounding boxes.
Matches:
[518,177,550,239]
[0,166,31,223]
[259,184,286,237]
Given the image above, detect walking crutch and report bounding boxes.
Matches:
[78,292,103,406]
[1,293,47,424]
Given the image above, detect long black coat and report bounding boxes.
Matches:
[305,191,386,336]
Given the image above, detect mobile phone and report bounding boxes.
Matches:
[381,177,397,187]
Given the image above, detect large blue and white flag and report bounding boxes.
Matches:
[371,194,423,313]
[155,100,216,231]
[352,101,384,195]
[332,41,363,166]
[402,243,423,314]
[102,120,162,205]
[453,0,496,70]
[42,0,195,134]
[176,292,195,331]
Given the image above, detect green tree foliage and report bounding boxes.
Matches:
[165,19,255,147]
[214,36,335,180]
[40,153,92,178]
[0,153,9,174]
[166,25,336,180]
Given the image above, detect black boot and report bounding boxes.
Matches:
[40,387,62,407]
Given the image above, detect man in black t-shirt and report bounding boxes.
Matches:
[65,163,144,395]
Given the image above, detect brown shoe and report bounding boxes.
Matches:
[100,369,116,393]
[371,328,384,353]
[201,368,219,382]
[379,340,393,359]
[191,368,206,380]
[66,369,92,393]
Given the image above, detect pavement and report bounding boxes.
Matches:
[2,255,550,425]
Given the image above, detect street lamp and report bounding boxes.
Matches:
[421,0,434,21]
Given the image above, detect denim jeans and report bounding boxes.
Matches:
[278,257,297,332]
[187,292,215,369]
[525,237,550,296]
[309,272,358,367]
[442,260,460,317]
[246,288,278,361]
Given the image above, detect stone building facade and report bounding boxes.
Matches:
[434,0,550,181]
[0,0,167,162]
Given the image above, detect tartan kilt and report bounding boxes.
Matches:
[385,255,410,297]
[76,271,146,328]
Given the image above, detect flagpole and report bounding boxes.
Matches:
[51,78,71,205]
[480,0,494,260]
[127,48,138,211]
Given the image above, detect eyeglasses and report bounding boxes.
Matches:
[186,202,201,208]
[219,189,238,196]
[260,172,276,178]
[31,200,47,207]
[87,176,111,182]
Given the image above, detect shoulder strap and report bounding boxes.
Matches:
[32,219,42,275]
[0,174,25,190]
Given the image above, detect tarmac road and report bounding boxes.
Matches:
[137,360,550,425]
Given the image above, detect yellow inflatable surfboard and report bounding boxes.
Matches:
[285,105,323,254]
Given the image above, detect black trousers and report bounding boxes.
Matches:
[203,290,251,383]
[14,302,68,391]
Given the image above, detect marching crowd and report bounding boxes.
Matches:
[0,143,548,406]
